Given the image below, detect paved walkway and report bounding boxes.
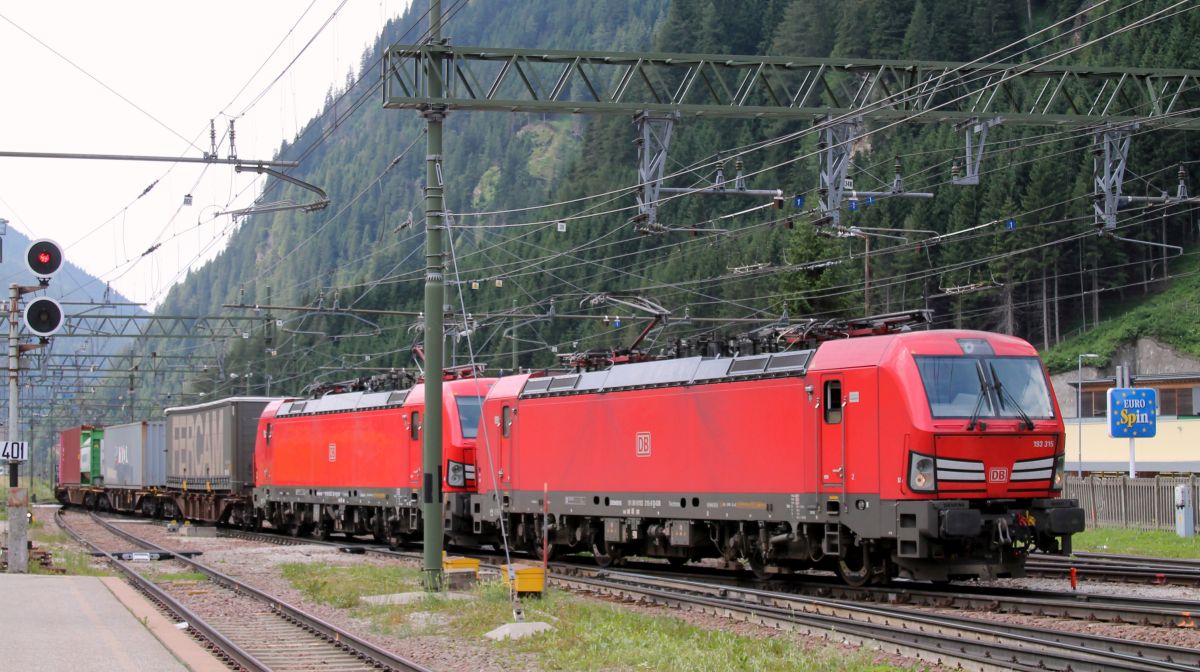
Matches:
[0,574,194,672]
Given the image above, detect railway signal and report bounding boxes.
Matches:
[24,297,64,337]
[25,238,63,280]
[8,238,66,574]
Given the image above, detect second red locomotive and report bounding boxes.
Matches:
[253,376,496,544]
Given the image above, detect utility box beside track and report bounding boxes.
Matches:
[501,563,545,595]
[1177,484,1195,538]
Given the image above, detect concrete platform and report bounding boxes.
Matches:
[0,573,223,672]
[484,621,554,640]
[361,590,473,605]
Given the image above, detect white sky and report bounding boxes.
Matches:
[0,0,409,308]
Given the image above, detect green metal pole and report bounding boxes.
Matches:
[421,0,446,593]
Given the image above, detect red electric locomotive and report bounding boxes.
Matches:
[472,322,1084,584]
[253,375,496,543]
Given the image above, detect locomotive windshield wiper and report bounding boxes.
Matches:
[965,364,989,431]
[989,363,1035,430]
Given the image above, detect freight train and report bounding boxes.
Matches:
[56,316,1085,585]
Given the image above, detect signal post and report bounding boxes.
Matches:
[6,240,64,573]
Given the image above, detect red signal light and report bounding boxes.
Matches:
[25,239,63,278]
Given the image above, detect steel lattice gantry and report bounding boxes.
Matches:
[52,313,264,340]
[8,313,263,427]
[384,44,1200,229]
[383,45,1200,126]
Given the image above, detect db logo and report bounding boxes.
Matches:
[988,467,1008,483]
[635,432,651,458]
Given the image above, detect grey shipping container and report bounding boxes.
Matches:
[100,421,166,489]
[165,397,279,494]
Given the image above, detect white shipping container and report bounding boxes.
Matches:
[100,421,167,488]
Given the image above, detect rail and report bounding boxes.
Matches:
[80,512,433,672]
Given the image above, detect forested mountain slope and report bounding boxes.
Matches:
[152,0,1200,399]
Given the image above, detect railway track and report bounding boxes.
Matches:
[1026,552,1200,586]
[555,565,1200,672]
[101,518,1200,669]
[57,511,431,672]
[804,577,1200,628]
[224,531,1200,669]
[544,554,1200,629]
[219,527,1200,630]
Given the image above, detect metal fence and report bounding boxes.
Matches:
[1064,475,1199,532]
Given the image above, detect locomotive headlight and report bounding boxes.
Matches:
[908,453,936,492]
[447,461,466,488]
[1051,454,1066,491]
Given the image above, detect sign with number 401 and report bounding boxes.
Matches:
[1,441,28,462]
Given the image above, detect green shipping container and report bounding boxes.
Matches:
[80,427,104,484]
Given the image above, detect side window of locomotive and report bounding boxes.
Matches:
[824,381,843,424]
[456,396,484,439]
[264,423,272,445]
[502,405,512,438]
[410,411,421,440]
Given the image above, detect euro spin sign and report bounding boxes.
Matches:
[1107,388,1158,438]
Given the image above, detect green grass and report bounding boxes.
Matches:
[283,564,912,671]
[1072,527,1200,559]
[281,562,423,608]
[23,527,113,576]
[29,545,114,576]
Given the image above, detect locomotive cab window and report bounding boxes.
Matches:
[501,405,512,438]
[410,411,420,440]
[824,381,843,424]
[915,355,1055,419]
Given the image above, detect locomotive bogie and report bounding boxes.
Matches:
[252,486,423,542]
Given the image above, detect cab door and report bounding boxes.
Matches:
[407,409,422,488]
[819,376,845,491]
[498,403,514,488]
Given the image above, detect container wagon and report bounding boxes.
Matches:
[99,421,167,515]
[54,426,85,505]
[55,426,107,507]
[164,397,279,524]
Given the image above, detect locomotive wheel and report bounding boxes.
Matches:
[836,544,873,587]
[314,522,332,541]
[746,554,770,580]
[592,542,616,568]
